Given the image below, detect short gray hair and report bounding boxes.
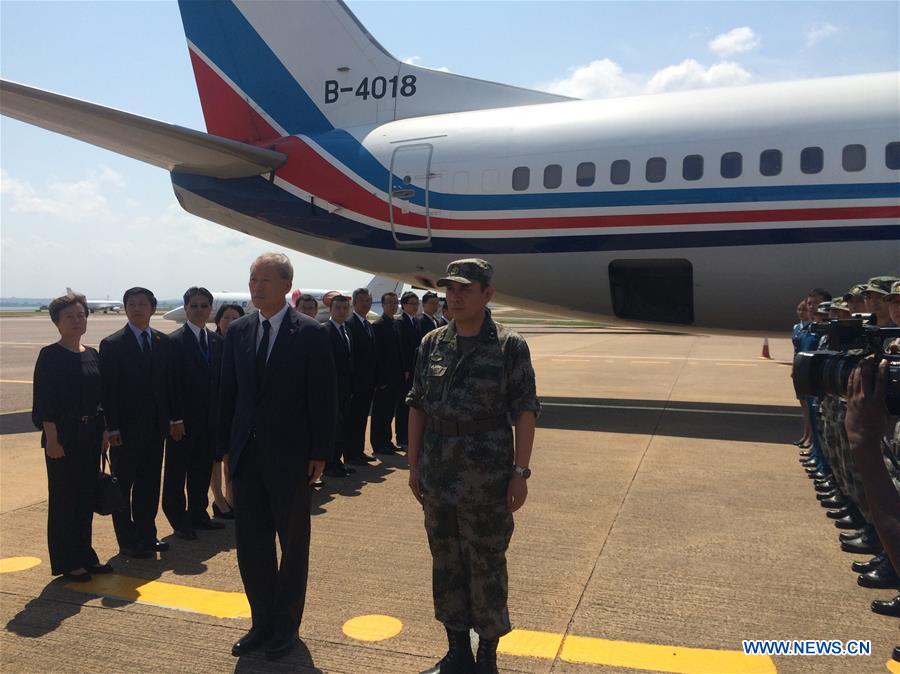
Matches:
[351,287,371,302]
[251,252,293,282]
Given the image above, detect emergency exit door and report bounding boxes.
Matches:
[389,143,432,248]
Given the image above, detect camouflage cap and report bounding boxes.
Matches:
[815,301,832,315]
[864,276,900,295]
[436,258,493,287]
[830,298,851,313]
[843,284,867,300]
[887,280,900,299]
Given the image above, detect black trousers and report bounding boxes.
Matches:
[346,384,374,459]
[395,374,414,446]
[45,424,101,575]
[327,397,351,469]
[233,439,311,634]
[162,431,214,530]
[371,381,400,450]
[109,433,164,549]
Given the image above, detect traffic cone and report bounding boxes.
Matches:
[760,337,771,359]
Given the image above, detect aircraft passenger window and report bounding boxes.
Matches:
[720,152,742,179]
[801,146,823,174]
[576,162,596,187]
[645,157,666,183]
[610,160,630,185]
[512,166,530,191]
[759,149,782,177]
[544,164,562,189]
[886,142,900,170]
[682,155,703,181]
[842,144,866,172]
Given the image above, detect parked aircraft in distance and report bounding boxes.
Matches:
[67,287,122,314]
[3,1,897,330]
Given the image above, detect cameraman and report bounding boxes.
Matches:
[845,359,900,629]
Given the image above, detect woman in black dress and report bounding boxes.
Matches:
[32,293,113,581]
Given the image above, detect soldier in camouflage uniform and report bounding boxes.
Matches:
[406,259,540,674]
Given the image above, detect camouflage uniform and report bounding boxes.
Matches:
[822,394,870,519]
[406,297,539,640]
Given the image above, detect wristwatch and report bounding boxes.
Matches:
[513,465,531,479]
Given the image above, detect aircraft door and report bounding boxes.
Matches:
[388,143,432,248]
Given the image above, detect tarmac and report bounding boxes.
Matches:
[0,314,897,673]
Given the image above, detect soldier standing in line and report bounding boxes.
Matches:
[406,259,540,674]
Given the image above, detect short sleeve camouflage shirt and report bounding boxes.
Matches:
[406,312,540,505]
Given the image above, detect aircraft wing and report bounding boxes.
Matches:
[0,80,286,179]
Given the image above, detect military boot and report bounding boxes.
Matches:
[474,637,499,674]
[420,628,474,674]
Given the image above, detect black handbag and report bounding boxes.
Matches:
[94,450,126,516]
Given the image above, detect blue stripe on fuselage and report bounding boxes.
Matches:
[171,173,900,254]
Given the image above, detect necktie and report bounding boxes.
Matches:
[141,331,151,353]
[340,323,351,352]
[363,316,373,339]
[256,319,271,386]
[199,329,209,363]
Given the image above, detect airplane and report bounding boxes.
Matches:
[161,275,402,323]
[67,287,123,314]
[2,0,898,331]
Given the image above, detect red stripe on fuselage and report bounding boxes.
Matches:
[189,48,281,143]
[274,137,899,232]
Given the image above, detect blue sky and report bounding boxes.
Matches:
[1,1,897,299]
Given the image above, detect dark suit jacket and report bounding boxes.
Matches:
[218,308,337,476]
[100,325,179,444]
[399,312,421,375]
[346,313,376,393]
[417,313,441,338]
[373,314,402,388]
[325,321,354,405]
[168,324,223,441]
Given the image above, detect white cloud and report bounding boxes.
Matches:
[806,23,838,47]
[403,55,451,73]
[645,59,752,93]
[708,26,760,57]
[543,59,639,99]
[0,167,124,223]
[541,57,751,99]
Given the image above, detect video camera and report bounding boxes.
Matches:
[792,316,900,415]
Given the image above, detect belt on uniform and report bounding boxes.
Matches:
[428,415,509,436]
[66,413,100,424]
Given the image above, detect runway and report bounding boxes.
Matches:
[0,314,896,673]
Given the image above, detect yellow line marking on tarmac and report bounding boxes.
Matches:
[342,614,403,641]
[887,658,900,674]
[0,379,33,384]
[0,556,42,573]
[66,574,251,618]
[499,629,775,674]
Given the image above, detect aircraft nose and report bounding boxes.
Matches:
[163,306,186,322]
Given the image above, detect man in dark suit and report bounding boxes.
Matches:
[219,253,337,660]
[323,294,355,478]
[418,291,444,336]
[162,287,224,540]
[396,291,421,449]
[371,292,403,455]
[345,287,377,465]
[100,287,182,559]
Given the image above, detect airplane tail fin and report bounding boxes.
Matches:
[177,0,568,142]
[365,275,403,301]
[66,287,74,295]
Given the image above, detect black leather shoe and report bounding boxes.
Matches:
[362,454,377,462]
[345,457,370,466]
[814,480,835,493]
[232,627,270,656]
[193,518,226,530]
[816,489,839,501]
[342,466,356,475]
[841,531,882,555]
[839,528,868,542]
[323,467,347,478]
[152,540,170,552]
[870,594,900,618]
[826,507,850,520]
[174,528,198,540]
[120,544,152,559]
[852,554,886,574]
[63,570,92,582]
[858,557,900,589]
[88,563,114,574]
[809,470,829,480]
[264,632,297,660]
[212,503,235,520]
[421,628,474,674]
[834,515,865,530]
[801,458,818,468]
[820,495,846,509]
[475,637,499,674]
[892,645,899,662]
[373,446,398,455]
